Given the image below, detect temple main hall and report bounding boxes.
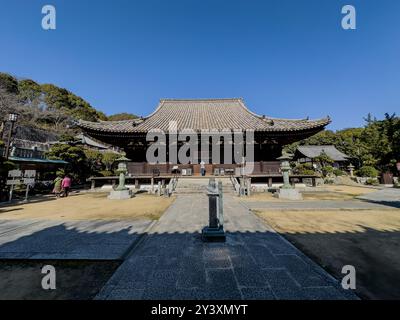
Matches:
[78,98,330,178]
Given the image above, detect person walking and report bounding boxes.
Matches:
[61,175,72,197]
[52,176,62,198]
[200,160,206,176]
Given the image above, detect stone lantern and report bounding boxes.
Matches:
[347,163,355,177]
[275,151,302,200]
[108,155,133,199]
[277,151,292,189]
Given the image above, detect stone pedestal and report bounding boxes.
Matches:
[108,189,132,200]
[275,188,303,200]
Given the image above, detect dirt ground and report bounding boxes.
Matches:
[255,209,400,299]
[0,193,175,221]
[321,185,378,196]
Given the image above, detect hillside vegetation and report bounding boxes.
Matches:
[0,72,137,140]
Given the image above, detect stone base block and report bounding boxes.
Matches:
[108,189,133,200]
[275,188,303,200]
[201,226,226,242]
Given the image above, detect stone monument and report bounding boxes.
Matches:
[275,152,303,200]
[202,179,226,242]
[108,155,133,200]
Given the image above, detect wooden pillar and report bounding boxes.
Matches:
[135,179,139,189]
[268,177,272,188]
[91,179,95,190]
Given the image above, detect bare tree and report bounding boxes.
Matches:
[0,88,20,120]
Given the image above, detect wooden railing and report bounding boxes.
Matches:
[126,161,281,176]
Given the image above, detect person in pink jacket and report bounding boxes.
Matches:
[61,175,72,197]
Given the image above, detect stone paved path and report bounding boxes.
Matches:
[97,191,358,300]
[357,188,400,208]
[0,219,153,259]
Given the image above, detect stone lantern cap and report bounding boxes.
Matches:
[115,156,131,162]
[347,163,355,168]
[277,151,293,161]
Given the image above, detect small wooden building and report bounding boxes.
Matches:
[294,145,350,168]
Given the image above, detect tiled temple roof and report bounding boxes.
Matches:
[296,145,349,161]
[78,98,331,133]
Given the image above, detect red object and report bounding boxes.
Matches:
[62,177,71,188]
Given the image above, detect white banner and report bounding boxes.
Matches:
[6,179,21,185]
[8,170,22,178]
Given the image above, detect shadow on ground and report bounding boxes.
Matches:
[1,220,399,300]
[0,259,121,300]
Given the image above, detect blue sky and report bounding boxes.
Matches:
[0,0,399,130]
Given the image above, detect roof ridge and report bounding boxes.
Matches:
[299,145,337,147]
[160,98,243,102]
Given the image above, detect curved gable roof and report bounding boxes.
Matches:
[78,98,331,133]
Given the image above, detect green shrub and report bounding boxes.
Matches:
[98,170,114,177]
[0,161,16,175]
[56,169,66,177]
[322,165,334,177]
[294,163,316,175]
[324,178,335,184]
[357,166,378,178]
[365,178,379,186]
[333,169,345,176]
[301,169,316,175]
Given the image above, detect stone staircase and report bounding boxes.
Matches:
[174,177,236,194]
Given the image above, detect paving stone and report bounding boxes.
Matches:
[230,254,258,269]
[226,245,249,257]
[205,269,242,299]
[303,286,348,300]
[240,287,275,300]
[142,287,178,300]
[173,288,210,300]
[147,270,180,288]
[276,255,331,287]
[263,268,299,289]
[233,267,269,287]
[155,254,183,270]
[177,269,207,289]
[204,257,231,269]
[246,245,281,268]
[107,289,144,300]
